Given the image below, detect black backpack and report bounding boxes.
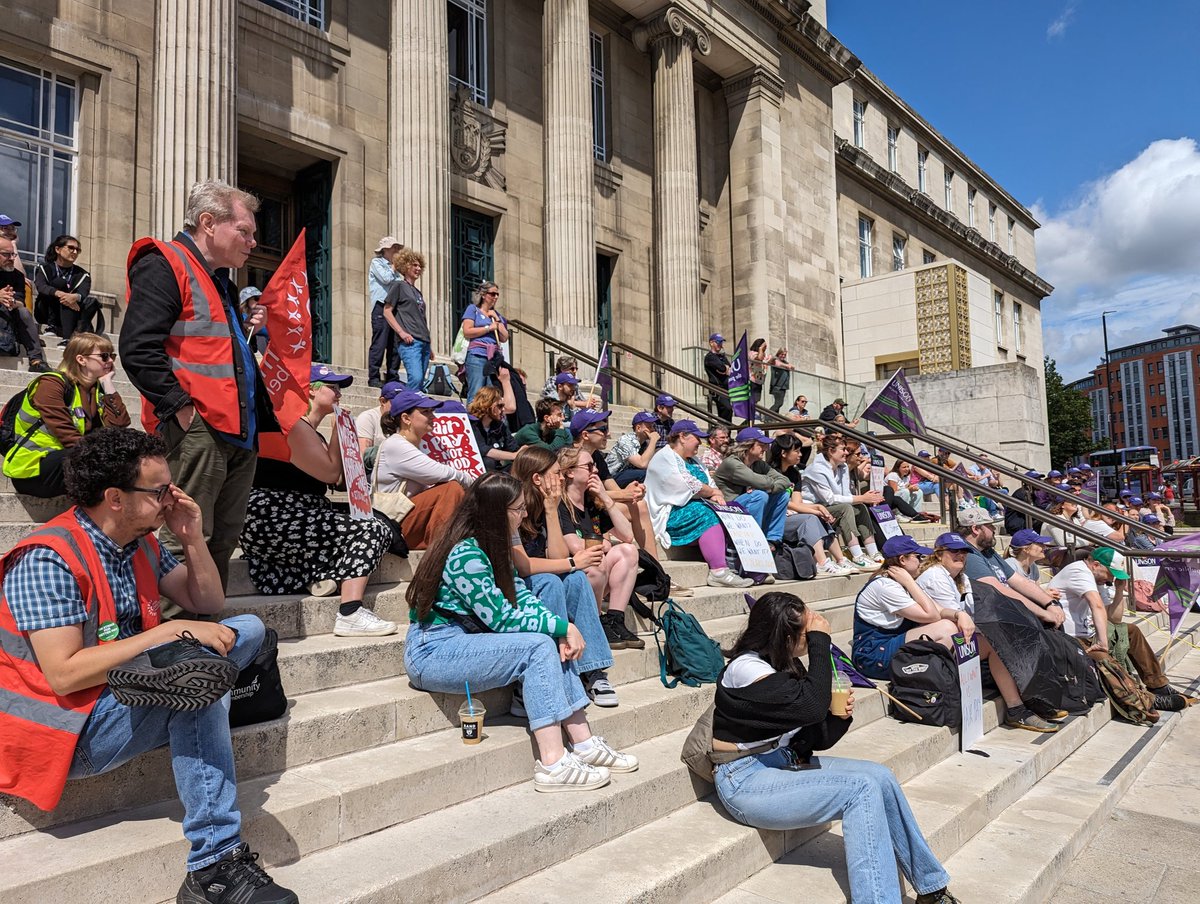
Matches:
[888,636,962,728]
[773,542,816,580]
[633,548,672,602]
[1041,629,1104,714]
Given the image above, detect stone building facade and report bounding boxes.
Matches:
[1,0,1052,433]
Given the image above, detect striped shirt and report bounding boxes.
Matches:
[3,509,179,639]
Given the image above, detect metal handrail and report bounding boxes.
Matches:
[919,423,1033,474]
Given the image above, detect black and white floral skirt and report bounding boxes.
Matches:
[240,488,392,594]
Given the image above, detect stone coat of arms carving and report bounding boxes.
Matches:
[450,85,506,190]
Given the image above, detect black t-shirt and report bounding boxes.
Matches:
[591,449,613,484]
[558,497,613,542]
[0,268,25,298]
[704,351,729,387]
[473,416,517,471]
[519,518,549,560]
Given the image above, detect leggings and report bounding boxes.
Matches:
[697,525,728,569]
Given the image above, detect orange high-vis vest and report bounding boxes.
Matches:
[0,510,162,811]
[126,237,245,437]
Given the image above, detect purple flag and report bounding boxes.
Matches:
[1151,533,1200,634]
[861,369,928,435]
[830,643,877,689]
[727,331,754,421]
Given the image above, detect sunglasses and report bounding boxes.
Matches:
[62,245,81,253]
[125,483,172,503]
[585,426,609,435]
[87,352,116,362]
[483,291,500,297]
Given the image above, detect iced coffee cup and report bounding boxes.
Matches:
[830,672,851,717]
[459,700,486,744]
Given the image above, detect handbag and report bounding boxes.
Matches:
[451,326,469,365]
[370,448,415,523]
[681,702,781,783]
[229,628,288,728]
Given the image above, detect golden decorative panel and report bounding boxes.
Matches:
[915,264,972,373]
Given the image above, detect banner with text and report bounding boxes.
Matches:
[953,632,984,751]
[708,501,776,574]
[419,412,486,479]
[334,406,373,520]
[870,503,904,540]
[258,229,311,435]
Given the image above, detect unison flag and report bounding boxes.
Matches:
[728,331,754,421]
[861,369,927,435]
[1151,533,1200,634]
[257,229,312,435]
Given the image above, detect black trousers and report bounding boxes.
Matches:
[367,302,398,382]
[10,448,68,498]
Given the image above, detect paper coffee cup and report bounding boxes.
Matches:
[458,700,486,745]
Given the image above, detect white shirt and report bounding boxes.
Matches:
[375,434,476,496]
[1047,561,1100,639]
[721,653,800,750]
[856,577,918,630]
[355,407,384,449]
[1080,518,1115,539]
[916,565,973,615]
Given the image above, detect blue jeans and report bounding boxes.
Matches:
[67,615,266,870]
[528,571,613,676]
[464,353,489,402]
[397,338,430,391]
[735,489,789,542]
[715,749,949,904]
[918,480,939,499]
[403,621,590,731]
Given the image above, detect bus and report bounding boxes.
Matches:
[1089,446,1159,498]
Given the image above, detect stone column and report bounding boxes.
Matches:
[152,0,237,235]
[634,8,710,396]
[390,0,452,354]
[724,67,787,347]
[543,0,597,354]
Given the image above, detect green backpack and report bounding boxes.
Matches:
[652,599,726,689]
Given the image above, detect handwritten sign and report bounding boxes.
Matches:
[952,632,984,751]
[335,406,373,520]
[419,412,486,479]
[707,501,777,574]
[870,503,903,539]
[869,450,886,494]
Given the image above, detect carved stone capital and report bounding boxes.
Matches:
[723,66,785,107]
[632,6,712,56]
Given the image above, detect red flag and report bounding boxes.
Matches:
[257,230,311,436]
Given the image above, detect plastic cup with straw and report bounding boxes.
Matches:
[830,653,851,717]
[459,680,485,744]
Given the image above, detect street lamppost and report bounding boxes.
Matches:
[1102,309,1118,467]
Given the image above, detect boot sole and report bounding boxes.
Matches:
[109,657,239,711]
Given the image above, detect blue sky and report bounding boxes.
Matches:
[828,1,1200,382]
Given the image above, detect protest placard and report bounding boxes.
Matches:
[870,503,903,539]
[419,411,486,478]
[334,406,373,520]
[952,632,984,750]
[869,449,886,494]
[707,502,776,574]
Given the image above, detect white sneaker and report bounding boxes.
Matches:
[835,560,858,575]
[870,553,884,564]
[533,752,611,792]
[707,568,755,589]
[669,582,695,598]
[574,736,639,773]
[851,556,877,572]
[333,607,397,637]
[818,561,841,576]
[583,673,619,707]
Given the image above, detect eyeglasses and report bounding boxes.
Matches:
[62,245,81,253]
[125,484,172,503]
[574,463,597,473]
[87,352,116,362]
[0,251,15,260]
[508,503,527,515]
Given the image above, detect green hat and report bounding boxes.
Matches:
[1090,547,1130,581]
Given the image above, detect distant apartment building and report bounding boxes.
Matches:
[1069,324,1200,463]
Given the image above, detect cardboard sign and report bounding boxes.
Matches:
[419,412,486,478]
[952,632,984,751]
[707,501,777,574]
[334,406,373,521]
[869,453,886,494]
[870,503,903,539]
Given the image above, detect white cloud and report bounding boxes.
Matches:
[1047,2,1079,40]
[1036,138,1200,382]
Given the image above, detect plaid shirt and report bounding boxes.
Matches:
[3,509,179,639]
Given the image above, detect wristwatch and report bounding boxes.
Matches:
[567,555,577,573]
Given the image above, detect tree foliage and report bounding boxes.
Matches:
[1044,356,1097,467]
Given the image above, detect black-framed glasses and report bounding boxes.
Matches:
[125,484,172,503]
[575,463,597,473]
[62,245,81,253]
[87,352,116,362]
[585,426,609,434]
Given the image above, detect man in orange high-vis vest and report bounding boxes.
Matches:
[0,428,297,904]
[121,179,280,592]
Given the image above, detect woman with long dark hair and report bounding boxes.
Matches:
[713,591,959,904]
[404,472,638,791]
[34,233,97,341]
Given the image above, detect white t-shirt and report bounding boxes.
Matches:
[1080,518,1115,539]
[856,577,918,630]
[355,407,384,449]
[1047,561,1100,638]
[916,565,973,615]
[721,653,800,750]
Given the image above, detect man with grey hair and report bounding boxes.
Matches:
[120,179,278,592]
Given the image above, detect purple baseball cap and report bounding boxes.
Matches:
[668,419,709,439]
[736,426,773,445]
[1120,489,1134,497]
[1010,529,1054,548]
[0,214,21,228]
[380,381,405,400]
[555,373,579,386]
[934,532,971,551]
[709,333,725,344]
[631,411,656,426]
[918,450,931,458]
[655,394,677,408]
[1048,470,1063,478]
[1141,513,1162,525]
[389,389,445,416]
[310,363,353,387]
[882,535,933,557]
[569,409,611,436]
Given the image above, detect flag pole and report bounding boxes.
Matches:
[585,341,608,407]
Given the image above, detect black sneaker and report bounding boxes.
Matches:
[108,631,240,710]
[176,843,298,904]
[916,889,961,904]
[367,378,383,388]
[1153,692,1187,712]
[1150,684,1197,707]
[28,360,52,374]
[601,611,645,651]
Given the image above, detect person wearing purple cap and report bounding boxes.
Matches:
[605,411,662,489]
[652,394,677,447]
[1005,529,1055,583]
[241,366,398,638]
[852,535,978,681]
[1146,492,1175,535]
[703,334,732,422]
[713,428,792,559]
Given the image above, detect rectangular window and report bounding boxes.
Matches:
[1012,302,1023,354]
[852,99,867,148]
[994,291,1004,345]
[260,0,325,28]
[887,125,898,172]
[1150,384,1156,396]
[988,202,997,241]
[1148,360,1155,374]
[1158,360,1164,374]
[0,56,78,269]
[1007,216,1015,254]
[858,215,874,278]
[922,249,936,265]
[589,31,607,161]
[892,234,906,271]
[944,169,954,210]
[917,147,928,193]
[448,0,488,105]
[967,187,976,228]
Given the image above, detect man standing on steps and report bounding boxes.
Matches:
[0,427,296,904]
[703,333,732,423]
[120,179,278,592]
